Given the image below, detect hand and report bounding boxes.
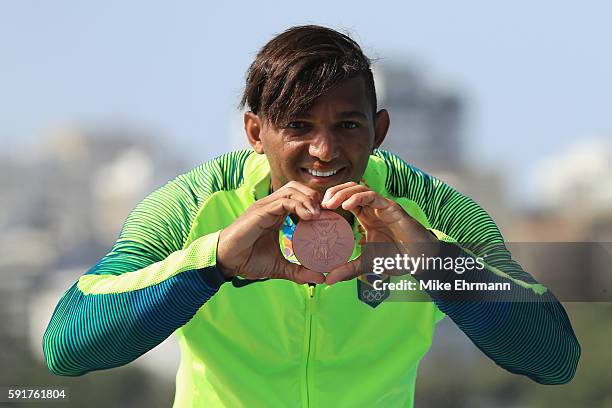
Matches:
[217,181,326,285]
[320,182,439,285]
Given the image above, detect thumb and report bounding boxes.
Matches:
[325,257,363,286]
[280,260,326,285]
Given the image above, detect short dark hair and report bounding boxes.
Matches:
[239,25,377,127]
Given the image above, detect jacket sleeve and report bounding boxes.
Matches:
[378,150,581,385]
[42,153,244,376]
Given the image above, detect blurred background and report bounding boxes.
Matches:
[1,1,611,407]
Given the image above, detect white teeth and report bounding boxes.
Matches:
[307,169,339,177]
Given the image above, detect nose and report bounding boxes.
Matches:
[308,130,339,162]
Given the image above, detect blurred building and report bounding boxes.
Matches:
[374,63,464,173]
[504,138,612,307]
[374,62,512,232]
[510,138,612,240]
[0,125,188,379]
[531,138,612,217]
[512,138,612,242]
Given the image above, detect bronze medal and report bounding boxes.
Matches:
[292,210,355,273]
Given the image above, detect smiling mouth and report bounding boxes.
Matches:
[306,168,340,177]
[301,167,346,184]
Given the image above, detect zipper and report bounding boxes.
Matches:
[301,283,316,407]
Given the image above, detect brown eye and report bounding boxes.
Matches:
[286,121,308,129]
[339,121,359,129]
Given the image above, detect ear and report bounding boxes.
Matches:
[373,109,390,149]
[244,111,265,154]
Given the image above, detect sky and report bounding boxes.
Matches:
[1,1,611,205]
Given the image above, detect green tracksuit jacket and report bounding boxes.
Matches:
[43,149,580,407]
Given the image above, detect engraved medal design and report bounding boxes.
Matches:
[292,210,355,273]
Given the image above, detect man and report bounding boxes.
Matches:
[43,25,580,407]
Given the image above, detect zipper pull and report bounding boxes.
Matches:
[308,283,315,298]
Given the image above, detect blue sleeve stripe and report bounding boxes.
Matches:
[43,267,221,376]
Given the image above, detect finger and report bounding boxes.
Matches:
[281,262,326,284]
[283,181,323,203]
[279,187,321,217]
[280,198,314,221]
[266,197,315,221]
[269,183,321,216]
[325,257,362,285]
[322,184,369,209]
[341,191,392,211]
[321,181,360,205]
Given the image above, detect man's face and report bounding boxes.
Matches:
[245,76,389,195]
